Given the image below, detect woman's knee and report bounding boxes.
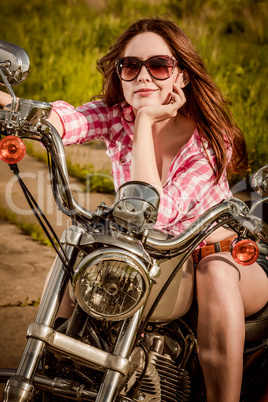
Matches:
[195,252,268,315]
[195,253,243,307]
[196,253,240,284]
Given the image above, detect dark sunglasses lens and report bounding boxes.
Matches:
[118,58,140,81]
[147,57,174,79]
[117,56,175,81]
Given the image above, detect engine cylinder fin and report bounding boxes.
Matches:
[176,368,191,402]
[160,389,178,401]
[125,349,192,401]
[138,363,161,400]
[158,367,178,375]
[161,397,177,402]
[157,369,178,382]
[149,352,191,402]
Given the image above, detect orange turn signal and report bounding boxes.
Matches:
[231,238,259,266]
[0,136,26,164]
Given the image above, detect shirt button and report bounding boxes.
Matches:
[119,157,126,164]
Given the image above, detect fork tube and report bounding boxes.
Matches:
[16,251,71,378]
[95,308,143,402]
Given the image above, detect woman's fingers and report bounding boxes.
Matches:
[172,74,186,103]
[164,74,186,109]
[136,74,187,122]
[168,89,186,111]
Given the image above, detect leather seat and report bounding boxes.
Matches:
[245,302,268,343]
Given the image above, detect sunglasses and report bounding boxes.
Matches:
[115,55,178,81]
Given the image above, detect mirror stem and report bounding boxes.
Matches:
[0,68,17,128]
[249,195,268,214]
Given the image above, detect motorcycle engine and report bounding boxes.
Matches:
[120,334,191,402]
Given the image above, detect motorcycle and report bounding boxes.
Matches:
[0,40,267,402]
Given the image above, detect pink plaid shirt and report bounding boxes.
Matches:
[52,100,232,237]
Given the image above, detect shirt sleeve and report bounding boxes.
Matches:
[154,155,232,236]
[51,100,116,146]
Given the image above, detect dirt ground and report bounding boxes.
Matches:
[0,221,55,399]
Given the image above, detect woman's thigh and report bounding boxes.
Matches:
[196,252,268,317]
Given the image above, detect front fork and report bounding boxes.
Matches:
[3,226,83,402]
[3,225,144,402]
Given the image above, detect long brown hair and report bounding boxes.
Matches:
[97,17,248,182]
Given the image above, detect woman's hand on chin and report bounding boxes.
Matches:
[136,74,186,125]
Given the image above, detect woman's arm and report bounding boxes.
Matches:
[131,111,163,193]
[130,77,186,194]
[46,110,65,137]
[0,91,12,107]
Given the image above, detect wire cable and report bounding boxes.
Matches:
[8,163,72,279]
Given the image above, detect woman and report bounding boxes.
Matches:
[1,17,268,402]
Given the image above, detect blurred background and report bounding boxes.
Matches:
[0,0,267,176]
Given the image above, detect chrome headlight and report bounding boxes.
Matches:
[73,248,150,321]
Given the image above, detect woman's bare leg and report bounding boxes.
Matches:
[196,253,268,402]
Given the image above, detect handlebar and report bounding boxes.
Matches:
[47,123,94,221]
[145,200,241,250]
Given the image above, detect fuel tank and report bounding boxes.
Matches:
[142,253,195,322]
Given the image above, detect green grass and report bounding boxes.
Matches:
[0,0,267,174]
[0,297,40,307]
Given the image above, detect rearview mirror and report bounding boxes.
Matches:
[0,40,30,86]
[252,166,268,197]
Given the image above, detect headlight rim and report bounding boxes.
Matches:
[73,247,150,321]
